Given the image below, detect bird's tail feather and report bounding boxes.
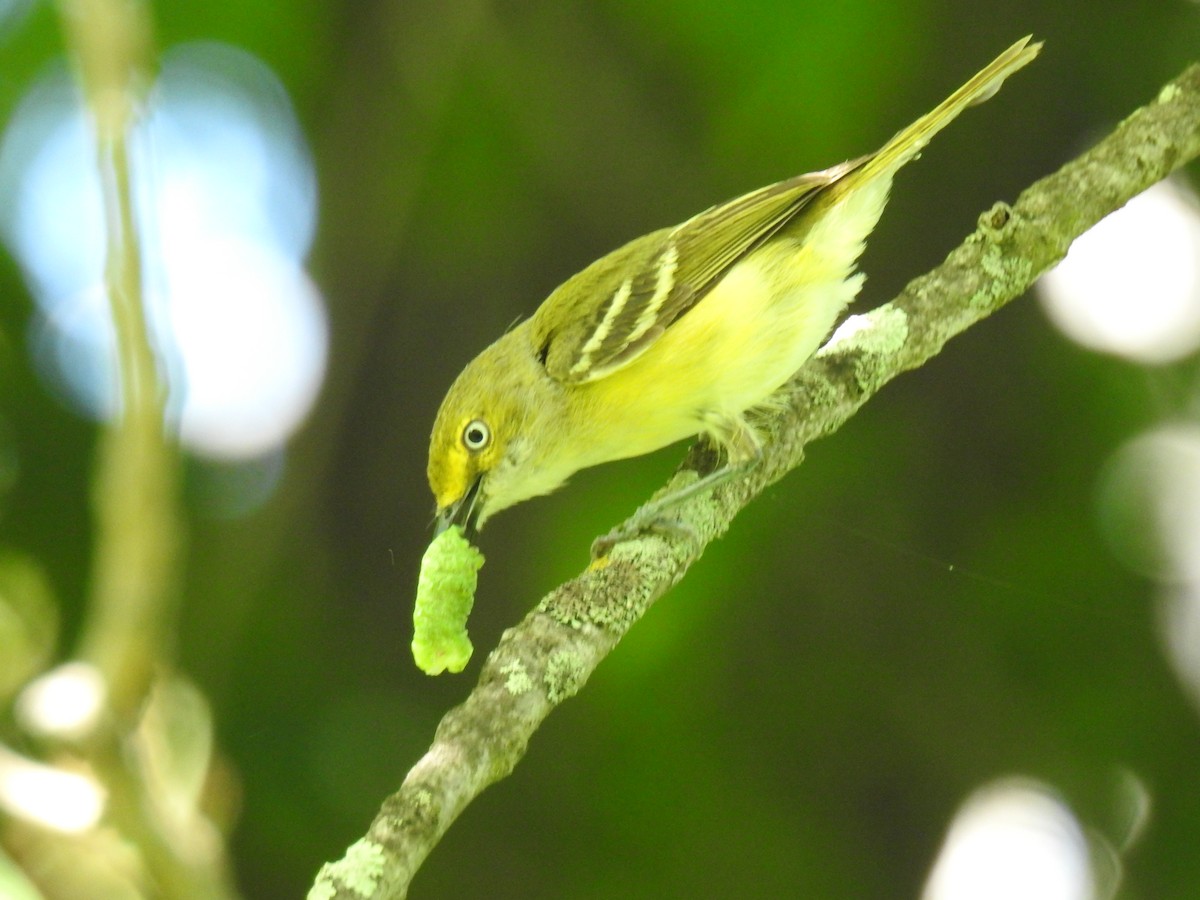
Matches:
[837,36,1041,193]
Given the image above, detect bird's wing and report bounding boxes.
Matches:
[533,160,862,384]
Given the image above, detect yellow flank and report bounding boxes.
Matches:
[426,37,1041,531]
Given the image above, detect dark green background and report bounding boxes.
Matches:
[2,1,1199,897]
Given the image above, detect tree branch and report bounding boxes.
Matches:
[310,61,1200,900]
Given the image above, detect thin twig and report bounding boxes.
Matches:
[310,62,1200,900]
[59,0,180,724]
[53,1,236,896]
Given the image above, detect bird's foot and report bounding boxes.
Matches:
[591,506,696,559]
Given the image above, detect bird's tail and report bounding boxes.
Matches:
[834,36,1041,194]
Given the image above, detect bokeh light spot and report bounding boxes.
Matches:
[15,661,106,741]
[1096,424,1200,583]
[1096,424,1200,715]
[0,745,105,833]
[165,236,325,457]
[923,780,1093,900]
[0,43,325,462]
[1160,582,1200,714]
[1039,178,1200,364]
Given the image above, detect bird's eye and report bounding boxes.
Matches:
[462,419,491,452]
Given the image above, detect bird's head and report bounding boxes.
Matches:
[427,325,572,536]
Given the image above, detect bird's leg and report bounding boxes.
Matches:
[591,413,762,558]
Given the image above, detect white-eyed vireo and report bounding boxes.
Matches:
[427,37,1040,541]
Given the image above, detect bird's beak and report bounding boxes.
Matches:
[434,475,483,539]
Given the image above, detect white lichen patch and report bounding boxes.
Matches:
[308,838,387,899]
[820,306,909,358]
[500,658,533,695]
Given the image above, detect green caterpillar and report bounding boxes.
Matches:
[412,525,484,675]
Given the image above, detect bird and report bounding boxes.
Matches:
[427,37,1040,543]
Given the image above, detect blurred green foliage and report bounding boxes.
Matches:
[1,0,1199,897]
